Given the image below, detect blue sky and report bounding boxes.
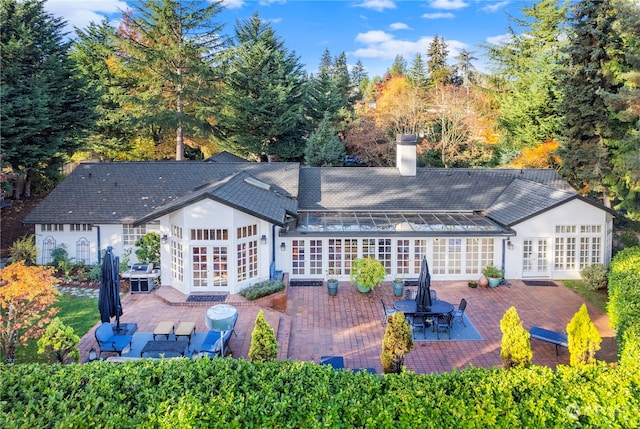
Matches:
[45,0,526,78]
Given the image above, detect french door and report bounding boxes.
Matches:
[522,238,550,277]
[191,246,229,290]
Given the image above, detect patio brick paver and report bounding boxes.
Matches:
[79,280,616,373]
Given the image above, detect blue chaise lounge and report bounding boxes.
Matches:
[95,322,133,356]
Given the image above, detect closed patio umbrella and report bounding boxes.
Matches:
[415,257,433,312]
[98,246,123,328]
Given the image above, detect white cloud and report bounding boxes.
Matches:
[352,31,467,61]
[44,0,127,31]
[422,13,455,19]
[223,0,245,9]
[481,1,510,13]
[486,33,511,45]
[266,17,283,24]
[259,0,286,5]
[389,22,411,30]
[428,0,468,10]
[356,0,397,12]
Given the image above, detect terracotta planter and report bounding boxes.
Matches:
[478,276,489,288]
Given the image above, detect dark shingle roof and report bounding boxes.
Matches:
[136,171,297,226]
[206,151,248,163]
[483,179,577,226]
[298,167,575,215]
[25,162,597,228]
[23,161,299,224]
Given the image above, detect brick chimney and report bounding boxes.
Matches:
[396,134,417,176]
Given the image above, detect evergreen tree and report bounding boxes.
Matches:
[350,60,368,100]
[487,0,568,153]
[37,317,80,364]
[304,112,346,166]
[0,0,96,198]
[220,12,307,161]
[454,49,477,92]
[116,0,226,160]
[567,304,602,366]
[499,306,532,369]
[558,0,618,204]
[380,311,413,374]
[248,309,278,362]
[601,0,640,220]
[70,19,135,161]
[333,52,352,107]
[407,53,427,87]
[426,35,451,87]
[389,54,407,77]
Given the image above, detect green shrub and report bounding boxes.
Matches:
[248,310,278,361]
[606,246,640,352]
[482,265,503,278]
[239,280,285,301]
[620,324,640,370]
[87,261,102,283]
[580,263,608,290]
[8,234,37,265]
[381,311,414,373]
[36,318,80,363]
[134,232,160,267]
[500,306,532,369]
[567,304,601,366]
[1,360,638,427]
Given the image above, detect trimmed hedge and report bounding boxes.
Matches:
[239,280,285,301]
[607,246,640,350]
[1,359,638,428]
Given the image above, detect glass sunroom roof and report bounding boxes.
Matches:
[294,212,503,234]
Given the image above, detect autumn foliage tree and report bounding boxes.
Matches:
[0,262,59,363]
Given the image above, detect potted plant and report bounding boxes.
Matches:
[468,280,478,288]
[326,270,338,296]
[350,257,386,293]
[482,265,503,287]
[392,278,405,296]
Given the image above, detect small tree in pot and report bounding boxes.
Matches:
[350,257,386,293]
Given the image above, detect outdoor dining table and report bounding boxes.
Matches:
[140,339,189,358]
[394,299,454,316]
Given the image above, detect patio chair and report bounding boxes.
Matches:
[404,289,416,300]
[380,299,396,325]
[410,314,427,339]
[95,322,133,356]
[435,313,452,339]
[451,299,467,327]
[430,290,437,301]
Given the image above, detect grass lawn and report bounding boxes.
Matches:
[562,279,609,313]
[14,293,99,364]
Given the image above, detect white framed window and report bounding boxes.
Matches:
[171,224,183,239]
[554,237,576,270]
[41,224,63,232]
[396,239,410,275]
[123,224,146,245]
[465,238,494,275]
[171,241,183,282]
[361,239,375,259]
[292,240,305,275]
[70,224,92,232]
[212,246,228,286]
[433,238,461,275]
[309,240,323,275]
[328,239,343,275]
[413,239,428,275]
[236,224,258,281]
[190,228,227,241]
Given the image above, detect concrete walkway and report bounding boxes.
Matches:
[79,279,617,373]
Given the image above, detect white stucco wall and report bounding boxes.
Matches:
[504,199,613,280]
[157,199,275,294]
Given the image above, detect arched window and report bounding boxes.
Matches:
[76,237,91,264]
[41,236,56,265]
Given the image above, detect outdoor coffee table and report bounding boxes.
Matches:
[140,340,188,358]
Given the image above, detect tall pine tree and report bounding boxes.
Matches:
[558,0,618,205]
[116,0,225,160]
[220,12,307,161]
[1,0,96,198]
